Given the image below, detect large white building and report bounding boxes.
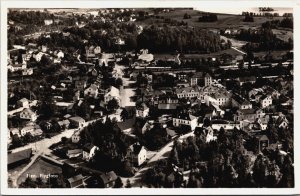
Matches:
[173,113,198,131]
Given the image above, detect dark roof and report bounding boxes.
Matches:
[174,113,197,121]
[260,94,271,100]
[232,93,250,105]
[238,109,256,114]
[191,72,204,78]
[8,148,32,165]
[83,143,94,152]
[99,171,117,184]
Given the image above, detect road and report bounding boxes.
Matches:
[114,64,136,107]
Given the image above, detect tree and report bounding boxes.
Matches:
[125,179,132,188]
[114,177,123,188]
[40,54,51,66]
[12,134,23,147]
[115,78,123,88]
[107,98,119,112]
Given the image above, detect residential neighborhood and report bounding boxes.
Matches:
[7,7,294,189]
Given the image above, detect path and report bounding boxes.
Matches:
[231,46,246,55]
[10,151,42,188]
[114,64,136,107]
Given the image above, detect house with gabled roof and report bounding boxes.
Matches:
[260,94,272,108]
[232,94,252,109]
[173,113,198,131]
[176,87,200,99]
[136,103,149,118]
[20,108,37,121]
[66,174,84,188]
[82,143,98,162]
[99,171,118,188]
[17,98,29,108]
[84,84,99,98]
[127,142,147,166]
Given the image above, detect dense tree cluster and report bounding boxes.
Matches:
[235,28,293,52]
[198,14,218,22]
[262,18,293,29]
[8,10,54,25]
[138,25,226,53]
[143,126,294,187]
[80,118,135,176]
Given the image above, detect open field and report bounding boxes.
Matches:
[272,28,293,42]
[154,8,285,29]
[17,158,62,185]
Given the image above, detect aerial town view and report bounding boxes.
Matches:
[7,7,294,188]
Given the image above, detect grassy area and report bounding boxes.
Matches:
[146,8,286,30]
[253,50,290,59]
[272,29,293,42]
[17,157,62,185]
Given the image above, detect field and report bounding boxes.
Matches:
[154,8,285,29]
[272,29,293,42]
[17,158,62,185]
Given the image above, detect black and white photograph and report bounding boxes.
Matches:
[1,0,299,195]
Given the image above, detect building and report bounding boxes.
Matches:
[17,98,29,108]
[104,86,120,104]
[275,115,289,129]
[234,108,265,123]
[20,108,37,121]
[10,128,20,137]
[22,68,33,76]
[82,143,98,162]
[99,171,118,188]
[66,174,84,188]
[136,103,149,118]
[20,126,34,136]
[44,19,53,25]
[84,84,99,98]
[67,149,83,158]
[157,94,179,110]
[94,46,101,54]
[127,142,147,166]
[55,50,64,59]
[176,87,200,99]
[138,49,154,62]
[190,72,204,86]
[260,95,272,108]
[69,116,85,128]
[232,94,252,109]
[237,76,256,86]
[32,52,44,62]
[255,134,269,152]
[204,73,212,86]
[173,113,198,131]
